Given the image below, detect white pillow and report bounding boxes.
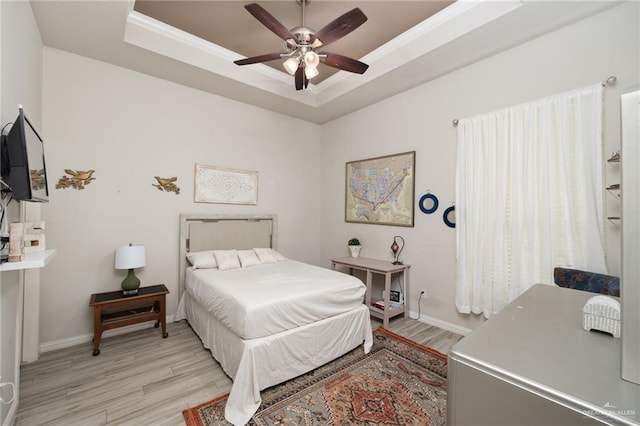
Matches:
[272,249,287,261]
[213,249,240,271]
[254,247,278,264]
[186,250,217,269]
[238,249,261,268]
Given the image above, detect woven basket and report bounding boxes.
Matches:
[582,295,620,338]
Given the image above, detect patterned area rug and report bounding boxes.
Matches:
[183,328,448,425]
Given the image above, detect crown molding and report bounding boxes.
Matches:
[124,0,523,108]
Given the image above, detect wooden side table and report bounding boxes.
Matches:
[331,257,411,328]
[89,284,169,356]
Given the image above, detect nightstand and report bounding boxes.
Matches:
[331,257,410,328]
[89,284,169,355]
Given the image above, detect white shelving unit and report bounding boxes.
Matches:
[0,249,56,271]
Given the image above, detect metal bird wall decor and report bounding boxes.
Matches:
[56,169,96,190]
[152,176,180,195]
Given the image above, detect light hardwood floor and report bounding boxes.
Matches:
[16,317,463,426]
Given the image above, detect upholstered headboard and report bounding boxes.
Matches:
[178,214,277,297]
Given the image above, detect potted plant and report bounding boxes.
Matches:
[348,238,362,258]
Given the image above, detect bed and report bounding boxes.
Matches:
[174,214,373,425]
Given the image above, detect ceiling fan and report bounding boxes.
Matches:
[234,1,369,91]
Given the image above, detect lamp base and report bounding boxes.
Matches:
[121,268,141,296]
[392,261,404,265]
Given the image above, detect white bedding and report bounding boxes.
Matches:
[185,259,366,339]
[175,290,373,425]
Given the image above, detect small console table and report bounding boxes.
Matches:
[331,256,411,328]
[89,284,169,356]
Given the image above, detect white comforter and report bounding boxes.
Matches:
[185,259,366,339]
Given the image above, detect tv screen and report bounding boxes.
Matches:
[1,107,49,202]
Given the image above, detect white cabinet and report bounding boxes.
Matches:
[448,284,639,425]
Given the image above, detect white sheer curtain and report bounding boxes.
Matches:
[456,84,607,318]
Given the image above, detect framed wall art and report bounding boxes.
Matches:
[194,164,258,205]
[345,151,415,227]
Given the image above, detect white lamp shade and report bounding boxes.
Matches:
[115,244,146,270]
[283,57,300,75]
[304,51,320,68]
[305,65,319,79]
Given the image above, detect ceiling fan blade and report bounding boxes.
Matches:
[245,3,297,43]
[304,72,309,89]
[321,52,369,74]
[295,67,304,90]
[313,8,367,48]
[234,53,283,66]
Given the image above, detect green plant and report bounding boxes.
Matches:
[348,238,361,246]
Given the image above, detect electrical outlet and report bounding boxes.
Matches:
[420,289,428,299]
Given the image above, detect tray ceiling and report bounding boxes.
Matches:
[30,1,619,124]
[133,1,454,85]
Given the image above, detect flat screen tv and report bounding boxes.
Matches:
[1,107,49,202]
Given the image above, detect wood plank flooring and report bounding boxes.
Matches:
[16,317,463,425]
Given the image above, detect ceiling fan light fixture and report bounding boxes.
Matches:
[283,56,300,75]
[305,65,319,79]
[236,2,369,91]
[303,51,320,68]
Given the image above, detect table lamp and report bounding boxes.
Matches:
[390,235,405,265]
[115,243,146,295]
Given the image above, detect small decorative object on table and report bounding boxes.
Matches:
[8,222,24,262]
[390,235,404,265]
[115,243,146,295]
[23,221,45,253]
[583,295,620,338]
[347,237,361,258]
[373,300,386,310]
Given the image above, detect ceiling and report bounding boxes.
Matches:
[30,1,619,124]
[132,1,454,85]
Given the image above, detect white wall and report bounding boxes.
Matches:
[321,2,639,332]
[40,48,322,347]
[36,2,640,347]
[0,1,43,424]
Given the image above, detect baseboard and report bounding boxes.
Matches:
[409,311,473,336]
[39,314,175,354]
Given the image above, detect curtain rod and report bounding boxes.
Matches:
[452,76,617,127]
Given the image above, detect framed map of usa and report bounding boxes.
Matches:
[345,151,415,227]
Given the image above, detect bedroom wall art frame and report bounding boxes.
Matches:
[194,164,258,205]
[345,151,415,227]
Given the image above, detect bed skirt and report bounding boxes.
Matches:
[175,291,373,425]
